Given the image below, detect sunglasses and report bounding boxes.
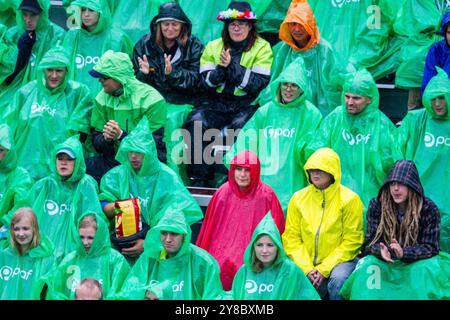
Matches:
[99,76,111,82]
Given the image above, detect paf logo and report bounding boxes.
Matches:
[424,132,450,148]
[263,126,296,139]
[45,200,71,216]
[31,103,57,117]
[76,54,100,69]
[245,280,274,294]
[331,0,360,8]
[0,266,33,281]
[341,129,370,145]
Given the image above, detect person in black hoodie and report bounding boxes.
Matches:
[132,2,204,106]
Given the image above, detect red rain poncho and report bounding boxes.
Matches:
[196,150,285,290]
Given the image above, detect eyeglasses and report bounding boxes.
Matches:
[99,76,111,83]
[281,83,299,90]
[229,21,249,29]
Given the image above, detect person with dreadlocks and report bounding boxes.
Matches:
[340,160,450,300]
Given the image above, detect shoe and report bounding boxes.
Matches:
[190,179,212,188]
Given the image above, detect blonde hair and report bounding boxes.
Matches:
[10,208,40,255]
[369,187,423,248]
[79,214,98,231]
[155,21,189,49]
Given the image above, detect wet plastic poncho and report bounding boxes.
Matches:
[0,0,17,27]
[226,62,322,213]
[0,0,65,111]
[110,0,167,44]
[2,136,103,263]
[232,213,320,300]
[116,209,223,300]
[90,50,167,149]
[46,212,130,300]
[395,2,448,90]
[0,124,33,225]
[247,0,291,34]
[306,69,401,210]
[340,252,450,300]
[253,0,342,116]
[99,118,202,229]
[282,148,364,277]
[0,235,56,300]
[1,45,94,181]
[63,0,133,94]
[0,23,17,84]
[197,150,285,291]
[398,68,450,253]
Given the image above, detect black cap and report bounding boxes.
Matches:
[19,0,43,15]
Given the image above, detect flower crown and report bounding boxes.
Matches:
[216,8,257,21]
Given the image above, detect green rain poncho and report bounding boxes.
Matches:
[0,235,56,300]
[340,253,450,300]
[247,0,290,34]
[253,0,342,116]
[2,136,103,263]
[0,0,65,111]
[225,61,322,214]
[0,23,17,84]
[46,212,130,300]
[63,0,133,94]
[306,69,401,211]
[116,208,223,300]
[231,213,320,300]
[1,45,94,181]
[398,68,450,253]
[99,118,202,229]
[0,0,17,27]
[110,0,167,44]
[90,50,167,146]
[0,124,33,225]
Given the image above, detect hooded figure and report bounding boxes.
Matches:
[87,49,167,183]
[283,148,364,300]
[2,136,103,263]
[231,213,320,300]
[196,150,285,291]
[421,11,450,94]
[1,45,94,181]
[0,124,33,224]
[46,212,130,300]
[306,69,401,211]
[225,60,322,213]
[116,209,224,300]
[63,0,133,93]
[0,0,65,112]
[0,23,17,84]
[99,118,202,257]
[398,67,450,253]
[132,2,204,105]
[340,160,450,300]
[253,0,342,116]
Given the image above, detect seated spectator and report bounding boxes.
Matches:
[74,277,103,300]
[86,50,167,184]
[132,2,204,174]
[0,124,33,229]
[398,67,450,253]
[231,213,320,300]
[196,150,284,291]
[1,45,94,181]
[340,160,450,299]
[224,60,322,213]
[46,213,129,300]
[0,208,56,300]
[306,69,401,211]
[254,0,342,116]
[183,1,273,188]
[2,136,103,263]
[63,0,133,93]
[0,23,17,84]
[420,11,450,95]
[117,209,223,300]
[99,118,203,263]
[0,0,65,112]
[283,148,364,300]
